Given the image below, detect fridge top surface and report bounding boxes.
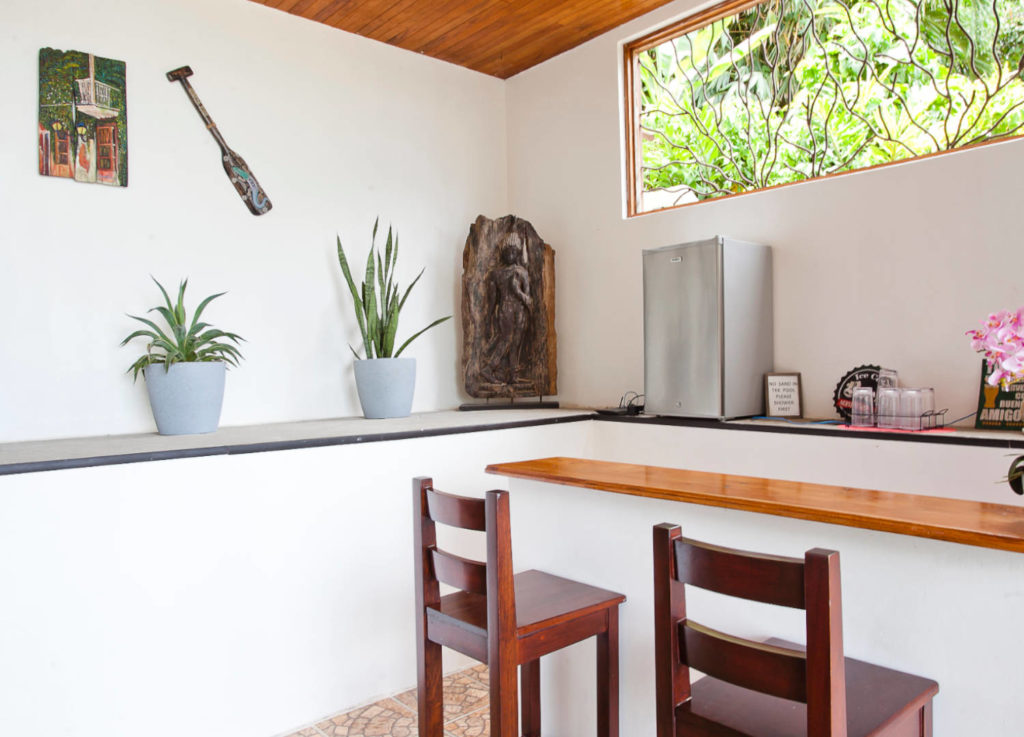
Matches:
[642,236,769,255]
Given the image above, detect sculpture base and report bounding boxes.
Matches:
[459,399,560,411]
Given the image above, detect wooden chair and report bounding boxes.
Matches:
[414,477,625,737]
[653,524,938,737]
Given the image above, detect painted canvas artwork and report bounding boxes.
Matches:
[38,48,127,186]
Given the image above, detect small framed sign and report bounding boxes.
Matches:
[765,373,803,418]
[975,360,1024,431]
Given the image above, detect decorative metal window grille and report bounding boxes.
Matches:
[625,0,1024,214]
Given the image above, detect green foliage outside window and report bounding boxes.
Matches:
[636,0,1024,210]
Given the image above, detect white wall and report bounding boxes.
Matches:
[8,0,1019,440]
[506,0,1024,421]
[0,0,507,442]
[3,417,1020,737]
[0,423,593,737]
[5,1,1024,734]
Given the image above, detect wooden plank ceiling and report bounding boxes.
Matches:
[248,0,679,78]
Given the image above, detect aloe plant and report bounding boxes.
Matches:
[336,219,450,359]
[120,277,245,381]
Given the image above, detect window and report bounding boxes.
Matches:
[624,0,1024,215]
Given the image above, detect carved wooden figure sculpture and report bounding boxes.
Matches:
[462,215,556,401]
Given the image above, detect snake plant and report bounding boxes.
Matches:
[336,219,450,359]
[120,277,244,381]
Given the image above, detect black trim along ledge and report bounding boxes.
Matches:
[3,410,1022,477]
[597,413,1024,449]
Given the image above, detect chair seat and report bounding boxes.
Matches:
[435,569,625,634]
[676,640,939,737]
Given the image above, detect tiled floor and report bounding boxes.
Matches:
[282,664,490,737]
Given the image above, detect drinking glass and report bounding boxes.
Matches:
[877,387,901,429]
[877,368,899,390]
[851,387,875,427]
[899,388,926,431]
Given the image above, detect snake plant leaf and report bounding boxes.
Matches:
[364,243,376,304]
[335,219,450,360]
[376,249,386,299]
[365,302,379,358]
[383,227,394,299]
[382,298,400,357]
[395,315,451,357]
[398,268,425,313]
[391,229,399,275]
[364,252,378,357]
[337,235,370,356]
[387,282,398,316]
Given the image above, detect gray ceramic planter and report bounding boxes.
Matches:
[144,362,226,435]
[353,357,416,419]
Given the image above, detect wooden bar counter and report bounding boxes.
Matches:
[486,456,1024,554]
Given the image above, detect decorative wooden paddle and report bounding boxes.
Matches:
[166,66,272,215]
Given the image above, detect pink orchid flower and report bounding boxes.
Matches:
[969,309,1024,387]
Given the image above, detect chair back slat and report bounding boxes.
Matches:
[426,487,486,530]
[654,524,847,737]
[414,480,516,641]
[674,537,805,609]
[431,548,487,595]
[680,620,808,703]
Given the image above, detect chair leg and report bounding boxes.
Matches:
[596,606,620,737]
[921,701,933,737]
[521,658,541,736]
[416,638,444,737]
[491,655,519,737]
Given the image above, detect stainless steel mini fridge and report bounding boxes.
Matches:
[643,237,773,419]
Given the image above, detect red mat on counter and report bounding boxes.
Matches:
[842,425,954,434]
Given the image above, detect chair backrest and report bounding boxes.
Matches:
[653,523,846,737]
[413,477,517,655]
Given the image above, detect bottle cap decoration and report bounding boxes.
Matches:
[833,364,880,421]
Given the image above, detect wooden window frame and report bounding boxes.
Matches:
[622,0,1024,217]
[624,0,761,216]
